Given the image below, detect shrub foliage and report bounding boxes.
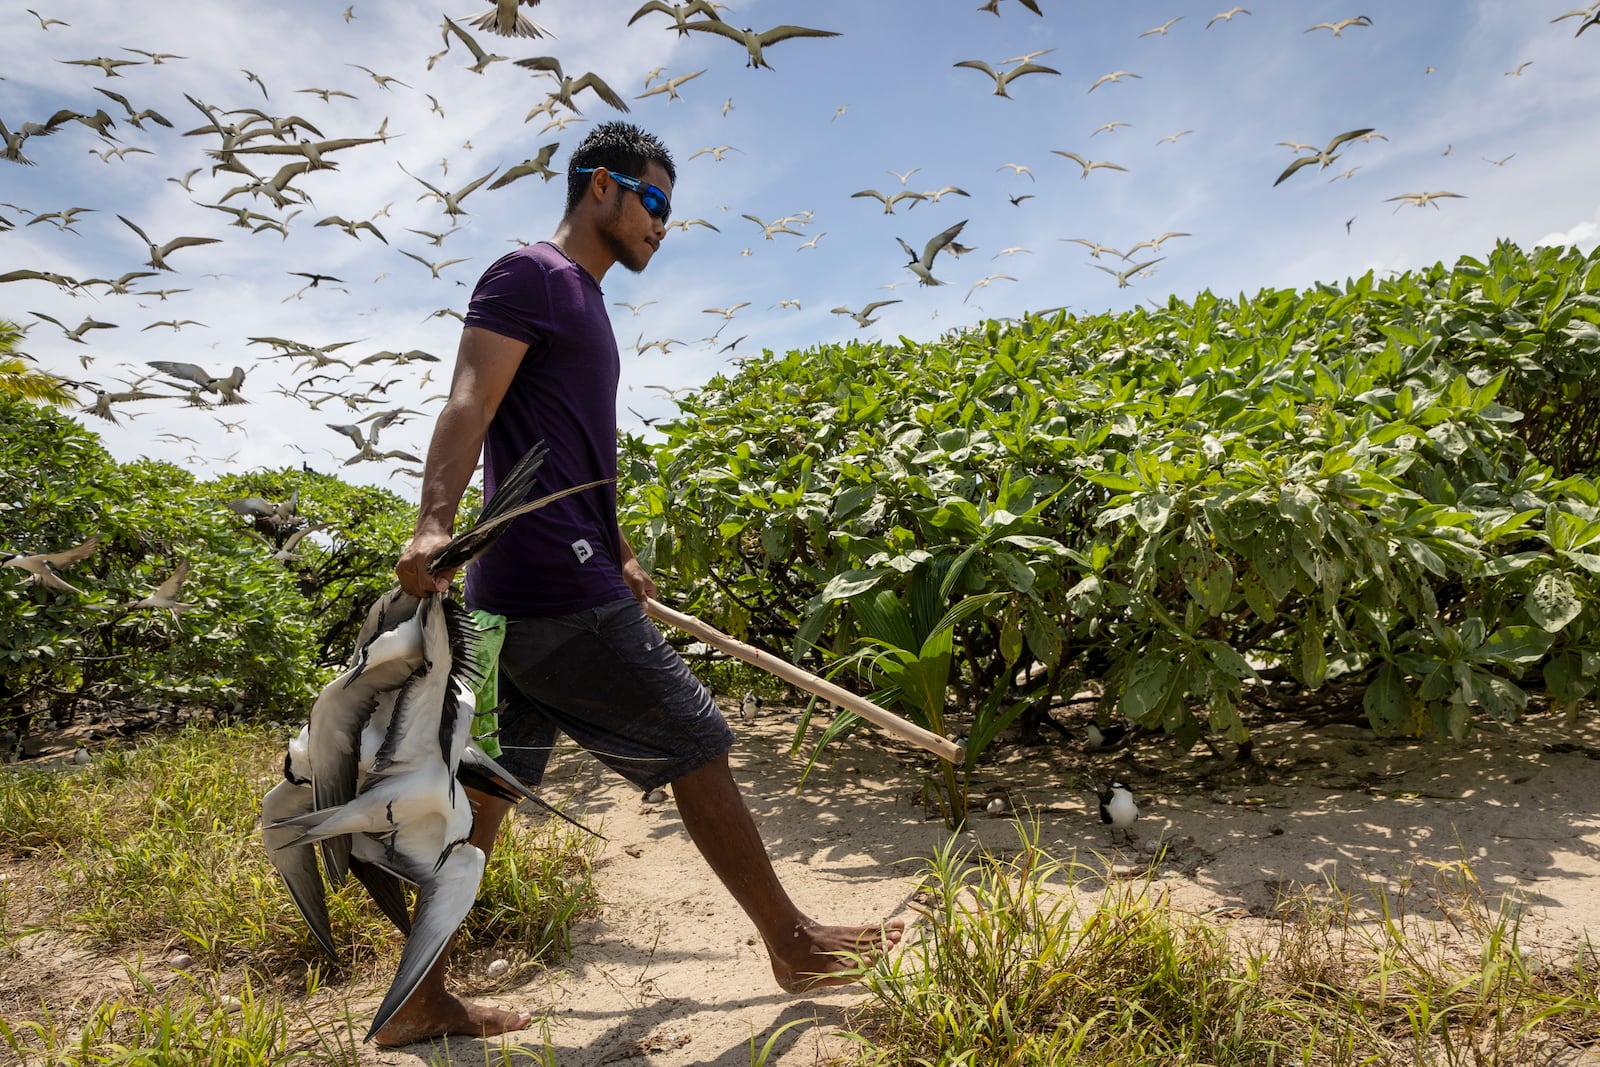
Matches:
[0,397,420,734]
[625,241,1600,759]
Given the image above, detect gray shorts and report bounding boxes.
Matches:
[492,597,734,791]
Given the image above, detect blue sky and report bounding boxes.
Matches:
[4,1,1599,495]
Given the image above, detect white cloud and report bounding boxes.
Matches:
[1534,205,1600,252]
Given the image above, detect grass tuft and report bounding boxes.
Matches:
[0,722,600,1062]
[844,820,1600,1065]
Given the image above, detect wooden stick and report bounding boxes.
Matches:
[644,598,966,765]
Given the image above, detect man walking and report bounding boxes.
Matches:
[387,121,902,1046]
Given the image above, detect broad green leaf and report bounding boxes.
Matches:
[1133,492,1174,534]
[1363,664,1411,735]
[1120,653,1173,721]
[1200,639,1257,681]
[1525,571,1581,632]
[819,568,893,602]
[1299,625,1327,688]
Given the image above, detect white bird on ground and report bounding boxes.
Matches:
[1098,781,1139,843]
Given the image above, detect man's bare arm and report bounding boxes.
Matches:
[395,326,530,595]
[617,529,658,603]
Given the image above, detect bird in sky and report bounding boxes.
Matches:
[400,163,500,218]
[117,214,222,270]
[1386,190,1467,212]
[1272,129,1376,186]
[1053,150,1129,179]
[679,20,841,70]
[964,273,1017,303]
[688,143,740,162]
[897,219,968,286]
[995,162,1034,180]
[1087,70,1142,93]
[702,301,750,320]
[1063,238,1125,259]
[81,385,171,424]
[635,69,704,101]
[30,311,117,343]
[439,16,509,74]
[347,64,411,91]
[1504,61,1533,77]
[952,55,1061,98]
[147,360,249,404]
[919,185,970,203]
[467,0,551,38]
[488,143,562,188]
[851,188,925,214]
[627,0,728,37]
[977,0,1043,15]
[741,213,806,240]
[1139,16,1184,37]
[1093,257,1165,287]
[122,47,186,64]
[831,299,901,328]
[26,8,69,29]
[316,215,388,243]
[1125,232,1191,256]
[514,56,631,114]
[92,88,173,131]
[1098,781,1139,844]
[1305,16,1373,36]
[399,250,469,279]
[1,535,100,595]
[60,55,143,78]
[1206,7,1251,29]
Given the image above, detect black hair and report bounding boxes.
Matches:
[564,121,677,218]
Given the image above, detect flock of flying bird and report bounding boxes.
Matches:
[3,1,1594,485]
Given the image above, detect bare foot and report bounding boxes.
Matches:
[769,917,906,992]
[371,987,532,1048]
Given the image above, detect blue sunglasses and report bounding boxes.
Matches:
[574,166,671,223]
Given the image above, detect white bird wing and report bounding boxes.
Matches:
[39,534,101,568]
[260,779,339,960]
[364,841,485,1041]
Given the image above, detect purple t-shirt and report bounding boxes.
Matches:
[461,241,632,617]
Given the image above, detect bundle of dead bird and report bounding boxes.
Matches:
[258,442,606,1042]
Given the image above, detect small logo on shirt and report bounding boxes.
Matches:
[571,538,594,564]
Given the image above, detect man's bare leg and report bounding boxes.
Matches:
[670,753,904,991]
[372,791,534,1047]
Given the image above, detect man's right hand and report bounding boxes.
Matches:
[395,530,457,596]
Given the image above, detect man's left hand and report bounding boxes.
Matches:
[622,557,658,604]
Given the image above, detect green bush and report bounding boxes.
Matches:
[623,241,1600,770]
[0,398,320,732]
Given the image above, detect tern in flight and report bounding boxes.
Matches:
[831,299,901,328]
[1272,128,1375,186]
[952,55,1061,98]
[896,219,968,287]
[679,20,840,70]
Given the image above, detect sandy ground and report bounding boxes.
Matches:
[352,695,1600,1067]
